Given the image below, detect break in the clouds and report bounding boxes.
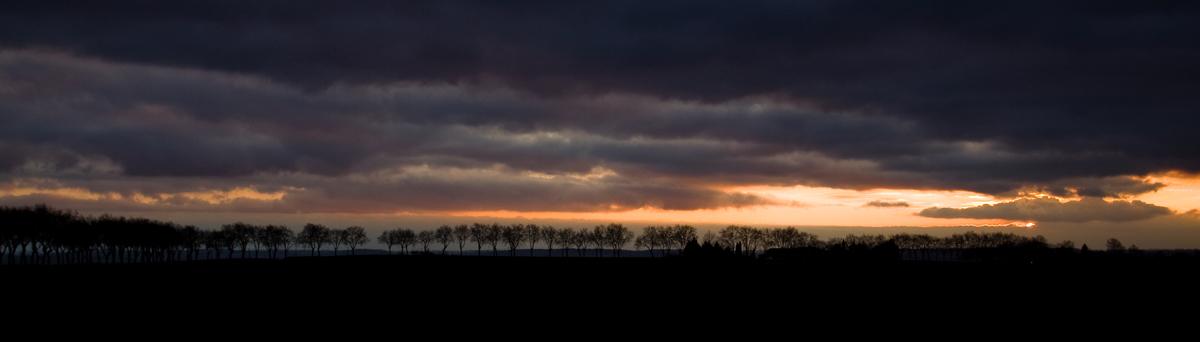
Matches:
[0,1,1197,215]
[918,197,1174,222]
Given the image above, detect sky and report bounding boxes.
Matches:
[1,1,1199,248]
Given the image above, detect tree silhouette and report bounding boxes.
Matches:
[606,223,633,257]
[668,224,697,257]
[502,224,526,257]
[469,223,488,256]
[434,225,454,255]
[540,226,559,257]
[562,228,582,257]
[396,228,415,254]
[485,223,502,256]
[565,228,587,257]
[342,226,370,255]
[452,224,471,255]
[636,226,662,257]
[417,230,435,253]
[221,222,258,259]
[297,224,332,256]
[261,225,293,259]
[329,228,347,256]
[377,230,398,254]
[524,224,542,257]
[590,226,604,257]
[1106,238,1125,253]
[219,224,239,259]
[1,203,1163,265]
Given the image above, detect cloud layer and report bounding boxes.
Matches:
[864,201,911,208]
[918,197,1174,222]
[0,2,1196,215]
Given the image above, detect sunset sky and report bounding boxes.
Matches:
[2,1,1198,248]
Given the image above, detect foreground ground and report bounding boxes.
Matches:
[5,255,1195,333]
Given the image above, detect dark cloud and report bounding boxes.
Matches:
[918,197,1173,222]
[0,165,785,213]
[0,2,1197,213]
[1006,176,1167,198]
[864,201,910,208]
[0,50,1190,209]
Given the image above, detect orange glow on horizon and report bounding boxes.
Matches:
[3,172,1196,229]
[440,185,1020,227]
[1137,171,1200,213]
[0,181,287,205]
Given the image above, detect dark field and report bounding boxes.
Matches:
[9,255,1195,308]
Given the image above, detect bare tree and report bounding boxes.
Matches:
[702,230,717,246]
[525,224,542,257]
[636,226,662,257]
[329,228,346,256]
[669,224,697,256]
[453,224,471,255]
[634,233,655,257]
[297,223,332,256]
[434,225,454,255]
[566,228,587,257]
[180,225,203,261]
[395,228,415,255]
[561,228,581,257]
[342,226,370,255]
[485,223,503,256]
[262,225,293,259]
[590,226,605,257]
[219,224,239,258]
[604,223,633,257]
[540,226,559,257]
[222,222,259,259]
[417,230,435,253]
[502,224,527,257]
[1106,238,1125,252]
[377,230,398,255]
[470,223,488,256]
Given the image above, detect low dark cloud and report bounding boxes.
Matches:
[1005,176,1167,199]
[864,201,910,208]
[0,2,1196,213]
[918,197,1174,222]
[0,165,785,213]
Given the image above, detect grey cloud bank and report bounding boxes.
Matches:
[0,1,1196,219]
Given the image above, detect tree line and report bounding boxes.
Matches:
[698,225,1087,261]
[377,223,689,258]
[0,204,1150,265]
